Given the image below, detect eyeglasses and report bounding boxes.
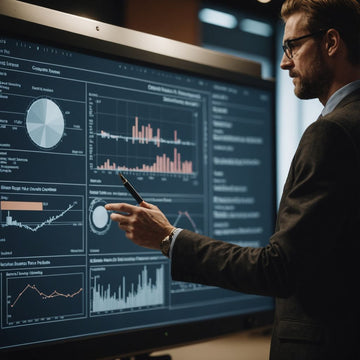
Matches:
[282,30,326,59]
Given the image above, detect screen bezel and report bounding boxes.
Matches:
[0,1,276,358]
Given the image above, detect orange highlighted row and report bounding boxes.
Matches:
[0,201,43,211]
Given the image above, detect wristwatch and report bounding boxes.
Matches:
[160,228,176,258]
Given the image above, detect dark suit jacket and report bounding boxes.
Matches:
[171,88,360,359]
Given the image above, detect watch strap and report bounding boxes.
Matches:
[160,228,176,257]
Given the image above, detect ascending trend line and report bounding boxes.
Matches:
[10,284,83,308]
[2,201,78,232]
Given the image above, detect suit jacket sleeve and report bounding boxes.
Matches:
[171,116,359,298]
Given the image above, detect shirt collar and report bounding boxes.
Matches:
[321,80,360,116]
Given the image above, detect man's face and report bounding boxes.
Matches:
[280,12,332,102]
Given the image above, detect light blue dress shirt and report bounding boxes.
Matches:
[321,80,360,116]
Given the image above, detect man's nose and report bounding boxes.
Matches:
[280,52,293,70]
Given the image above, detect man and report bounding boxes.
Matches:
[105,0,360,358]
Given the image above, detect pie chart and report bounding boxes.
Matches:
[26,98,65,149]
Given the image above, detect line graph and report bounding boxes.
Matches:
[10,283,83,308]
[156,201,204,235]
[0,193,84,256]
[2,201,78,232]
[173,210,200,233]
[5,273,85,327]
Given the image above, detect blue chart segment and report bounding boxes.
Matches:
[5,273,85,327]
[90,264,166,315]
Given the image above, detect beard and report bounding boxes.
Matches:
[292,51,333,100]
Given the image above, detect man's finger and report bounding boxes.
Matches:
[140,201,161,212]
[105,202,137,213]
[109,211,128,222]
[140,201,156,209]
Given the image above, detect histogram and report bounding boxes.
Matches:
[98,116,192,148]
[88,92,199,182]
[91,264,165,314]
[98,148,193,174]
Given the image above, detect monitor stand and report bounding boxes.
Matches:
[121,354,171,360]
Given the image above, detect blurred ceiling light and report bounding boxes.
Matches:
[199,8,238,29]
[257,0,272,3]
[239,18,273,37]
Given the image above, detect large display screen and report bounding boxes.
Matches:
[0,13,275,356]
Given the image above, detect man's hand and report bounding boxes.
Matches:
[105,201,175,250]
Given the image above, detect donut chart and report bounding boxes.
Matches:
[26,98,65,149]
[89,198,112,235]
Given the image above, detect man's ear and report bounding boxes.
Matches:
[324,28,340,56]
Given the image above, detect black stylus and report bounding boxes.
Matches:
[119,173,144,204]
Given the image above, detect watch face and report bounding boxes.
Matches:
[161,237,170,256]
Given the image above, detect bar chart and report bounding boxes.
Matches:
[97,147,193,174]
[90,264,166,315]
[88,91,199,179]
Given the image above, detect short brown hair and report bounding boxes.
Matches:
[281,0,360,64]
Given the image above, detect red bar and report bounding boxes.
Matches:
[157,128,160,147]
